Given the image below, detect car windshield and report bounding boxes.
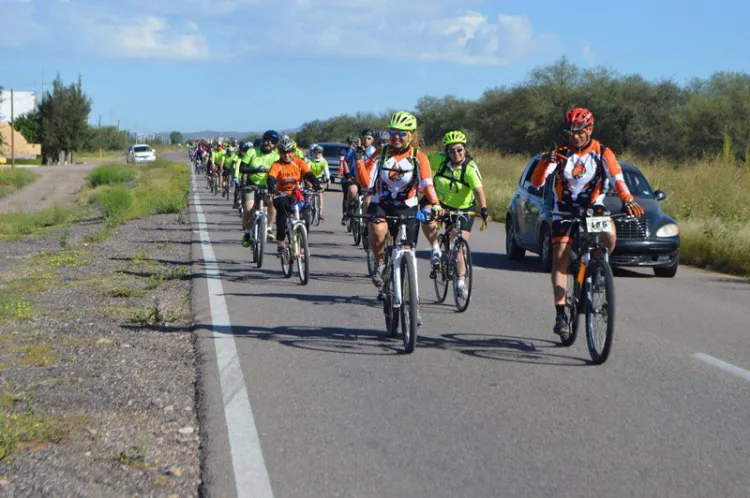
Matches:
[607,169,654,198]
[134,146,152,153]
[321,145,345,158]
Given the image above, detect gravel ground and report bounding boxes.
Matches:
[0,163,98,214]
[0,207,200,497]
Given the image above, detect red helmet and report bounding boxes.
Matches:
[564,107,594,131]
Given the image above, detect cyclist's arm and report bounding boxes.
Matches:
[321,159,330,181]
[266,163,281,193]
[355,154,377,190]
[602,148,633,202]
[531,156,557,188]
[416,150,439,205]
[466,163,487,209]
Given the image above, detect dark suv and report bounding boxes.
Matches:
[505,155,680,277]
[317,142,349,185]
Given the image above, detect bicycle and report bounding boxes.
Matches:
[430,209,487,312]
[244,186,268,269]
[278,191,310,285]
[348,190,365,247]
[211,168,220,196]
[305,183,325,227]
[377,213,422,354]
[221,171,231,199]
[358,188,375,277]
[555,207,628,364]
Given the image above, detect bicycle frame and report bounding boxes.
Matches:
[386,217,419,307]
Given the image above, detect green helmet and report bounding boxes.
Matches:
[443,130,467,147]
[388,111,418,131]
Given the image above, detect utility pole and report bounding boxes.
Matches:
[10,89,15,168]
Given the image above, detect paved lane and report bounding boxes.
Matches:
[190,167,750,498]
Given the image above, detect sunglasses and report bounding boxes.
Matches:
[362,135,374,140]
[567,128,590,137]
[389,130,408,138]
[448,147,465,154]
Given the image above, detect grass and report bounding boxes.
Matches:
[0,390,78,462]
[0,296,33,321]
[0,168,38,199]
[0,204,92,239]
[86,164,136,188]
[474,148,750,278]
[79,159,189,236]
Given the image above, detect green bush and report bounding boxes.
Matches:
[87,164,136,188]
[100,186,134,225]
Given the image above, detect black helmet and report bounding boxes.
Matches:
[253,138,262,148]
[360,128,375,138]
[262,130,280,144]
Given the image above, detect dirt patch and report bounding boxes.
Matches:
[0,204,199,496]
[0,163,98,214]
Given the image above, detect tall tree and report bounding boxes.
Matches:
[169,131,183,145]
[38,74,92,164]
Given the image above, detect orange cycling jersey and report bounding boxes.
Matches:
[268,157,312,195]
[531,139,633,210]
[356,146,439,207]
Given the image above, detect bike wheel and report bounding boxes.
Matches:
[585,259,615,364]
[352,217,361,246]
[560,262,581,347]
[432,234,449,304]
[382,251,398,337]
[313,195,321,226]
[294,225,310,286]
[400,252,419,354]
[453,239,473,312]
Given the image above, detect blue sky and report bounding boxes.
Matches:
[1,0,749,134]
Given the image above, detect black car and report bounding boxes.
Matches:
[317,142,348,185]
[505,154,680,277]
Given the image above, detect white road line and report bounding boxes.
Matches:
[192,172,274,498]
[693,353,750,382]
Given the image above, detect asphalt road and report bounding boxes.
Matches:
[188,159,750,498]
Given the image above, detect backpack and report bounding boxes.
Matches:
[375,146,422,201]
[434,155,475,192]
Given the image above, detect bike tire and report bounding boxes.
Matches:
[433,234,449,304]
[453,239,472,312]
[313,195,321,226]
[294,225,310,286]
[585,259,615,364]
[352,217,361,246]
[382,249,398,337]
[560,263,581,347]
[256,215,266,269]
[400,251,419,354]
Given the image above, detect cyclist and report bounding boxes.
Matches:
[356,111,439,299]
[233,143,254,208]
[267,137,324,252]
[305,144,330,221]
[208,142,225,190]
[221,146,238,197]
[377,131,390,148]
[240,130,281,246]
[341,129,377,225]
[420,131,489,298]
[531,107,645,336]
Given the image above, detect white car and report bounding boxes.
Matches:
[127,144,156,163]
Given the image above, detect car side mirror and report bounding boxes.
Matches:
[654,190,666,201]
[526,185,542,196]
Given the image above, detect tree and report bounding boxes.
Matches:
[11,110,41,144]
[0,87,4,148]
[38,74,92,165]
[169,131,183,145]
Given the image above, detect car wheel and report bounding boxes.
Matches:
[654,252,679,278]
[539,225,552,272]
[505,218,526,260]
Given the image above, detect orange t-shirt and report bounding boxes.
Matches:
[268,157,312,194]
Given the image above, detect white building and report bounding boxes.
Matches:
[0,90,37,122]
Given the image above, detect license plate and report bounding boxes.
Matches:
[586,216,611,233]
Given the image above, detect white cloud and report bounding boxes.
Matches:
[78,16,211,59]
[0,0,557,65]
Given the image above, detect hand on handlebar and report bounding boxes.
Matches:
[624,199,644,218]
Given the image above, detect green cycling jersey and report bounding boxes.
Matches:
[433,158,483,210]
[307,158,329,179]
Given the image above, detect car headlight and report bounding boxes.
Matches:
[656,223,679,237]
